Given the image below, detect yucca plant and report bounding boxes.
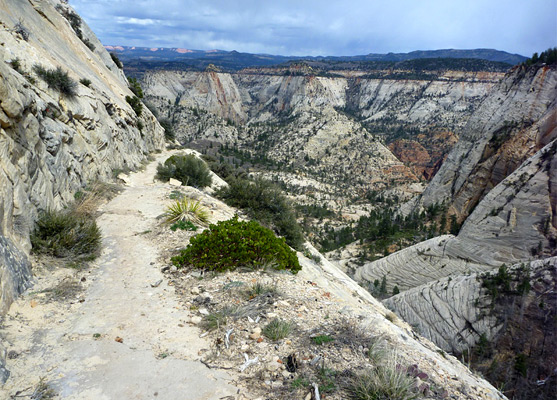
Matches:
[162,198,210,227]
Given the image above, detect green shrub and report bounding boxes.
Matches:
[171,216,301,273]
[34,65,77,97]
[162,198,209,226]
[125,95,142,116]
[127,77,143,98]
[9,58,21,72]
[156,154,212,188]
[82,38,95,51]
[170,220,197,231]
[110,52,123,69]
[311,335,335,345]
[217,177,304,249]
[80,78,91,87]
[263,318,292,341]
[14,20,29,41]
[245,282,277,299]
[159,118,175,141]
[31,209,101,260]
[200,311,227,331]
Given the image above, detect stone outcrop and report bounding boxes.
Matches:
[142,68,501,202]
[354,138,557,291]
[416,64,557,222]
[383,257,556,399]
[0,0,165,312]
[298,244,506,400]
[143,69,501,129]
[383,257,556,353]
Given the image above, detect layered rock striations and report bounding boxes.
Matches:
[142,68,501,181]
[382,257,556,353]
[0,0,165,312]
[416,64,557,222]
[354,137,557,291]
[383,257,556,400]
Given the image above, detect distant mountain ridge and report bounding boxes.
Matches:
[106,45,527,70]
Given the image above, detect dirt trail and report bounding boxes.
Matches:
[0,151,240,399]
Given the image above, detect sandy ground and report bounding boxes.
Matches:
[0,150,246,400]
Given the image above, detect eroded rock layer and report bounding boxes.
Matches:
[0,0,165,311]
[354,138,557,291]
[416,64,557,221]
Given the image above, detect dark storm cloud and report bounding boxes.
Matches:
[71,0,556,57]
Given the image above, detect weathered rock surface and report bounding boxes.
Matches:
[0,236,32,316]
[383,257,556,353]
[354,138,557,291]
[0,0,165,311]
[143,69,500,129]
[142,68,500,188]
[384,257,556,399]
[416,64,557,222]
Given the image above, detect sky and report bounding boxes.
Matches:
[71,0,557,57]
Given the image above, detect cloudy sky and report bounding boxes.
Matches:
[71,0,556,57]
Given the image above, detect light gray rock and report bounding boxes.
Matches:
[0,0,165,313]
[383,257,556,353]
[0,236,32,315]
[416,65,557,220]
[354,139,557,291]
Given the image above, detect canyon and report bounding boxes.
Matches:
[0,0,555,398]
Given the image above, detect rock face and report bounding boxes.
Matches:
[142,68,501,206]
[353,63,557,292]
[0,0,165,312]
[383,257,556,351]
[383,257,556,400]
[416,64,557,222]
[354,138,557,291]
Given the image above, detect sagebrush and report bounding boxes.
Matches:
[31,209,101,260]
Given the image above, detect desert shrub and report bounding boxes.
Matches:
[162,198,209,226]
[82,38,95,51]
[56,5,82,35]
[245,282,277,299]
[217,177,304,249]
[159,118,175,141]
[200,311,228,331]
[55,4,94,50]
[348,359,421,400]
[110,52,123,69]
[171,216,301,274]
[311,335,335,345]
[170,220,197,231]
[156,154,212,188]
[79,78,91,87]
[127,77,143,98]
[14,20,30,41]
[34,65,77,97]
[9,58,21,72]
[263,318,292,341]
[31,209,101,260]
[125,95,142,116]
